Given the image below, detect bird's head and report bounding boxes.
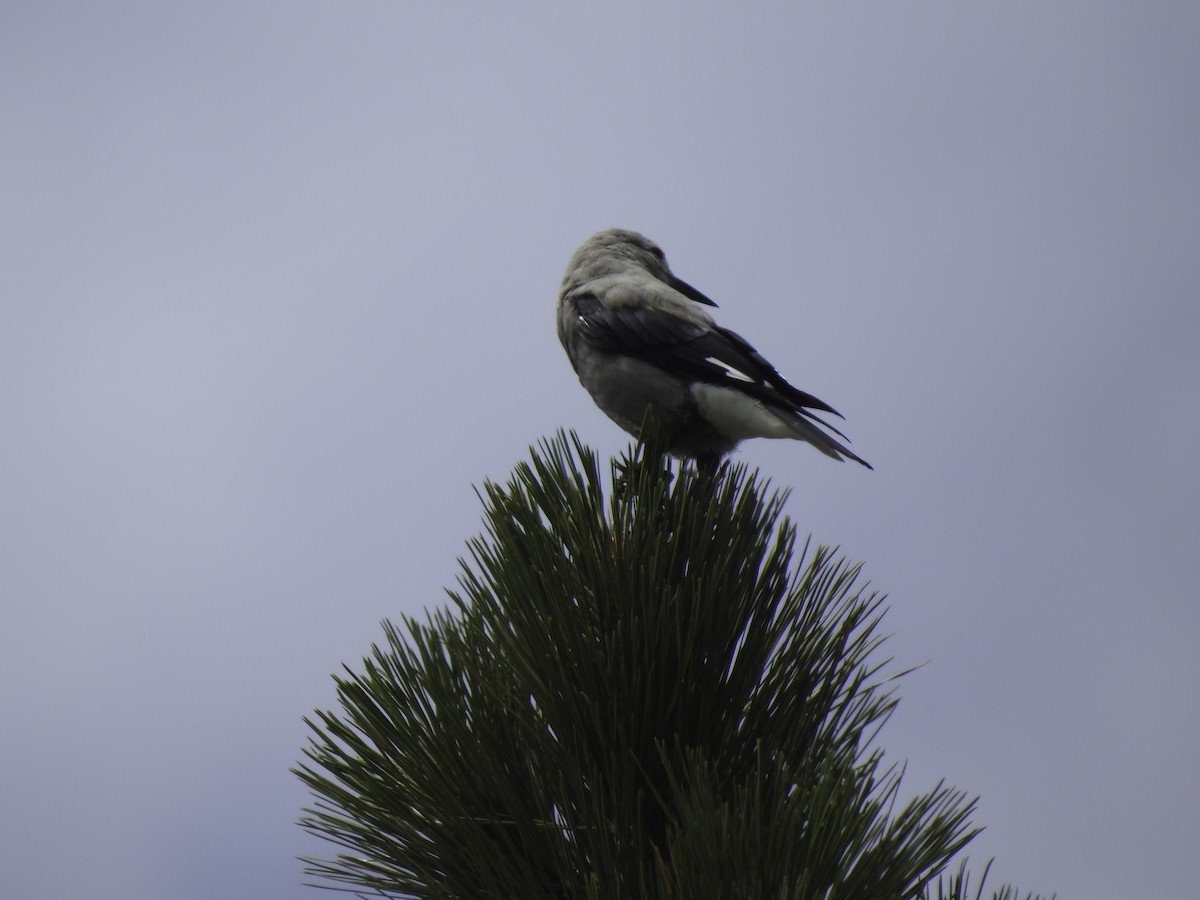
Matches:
[561,228,718,307]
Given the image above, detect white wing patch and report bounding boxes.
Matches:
[705,356,756,383]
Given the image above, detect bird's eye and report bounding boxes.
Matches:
[648,244,665,261]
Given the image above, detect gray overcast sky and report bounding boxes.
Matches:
[3,2,1197,897]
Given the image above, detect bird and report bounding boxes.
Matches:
[557,228,871,469]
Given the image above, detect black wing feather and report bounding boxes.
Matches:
[572,295,845,426]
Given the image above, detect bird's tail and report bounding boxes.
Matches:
[785,410,873,470]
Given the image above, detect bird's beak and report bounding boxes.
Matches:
[669,275,719,307]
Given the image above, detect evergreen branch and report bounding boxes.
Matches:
[295,430,1044,899]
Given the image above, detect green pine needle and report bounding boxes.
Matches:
[295,430,1047,900]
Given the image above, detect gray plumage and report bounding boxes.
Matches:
[557,228,871,469]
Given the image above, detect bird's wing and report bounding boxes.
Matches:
[569,292,849,433]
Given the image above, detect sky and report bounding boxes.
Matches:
[2,2,1197,897]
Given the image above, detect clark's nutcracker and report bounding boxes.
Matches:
[558,228,871,469]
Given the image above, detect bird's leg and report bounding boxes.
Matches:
[612,452,674,499]
[693,454,721,479]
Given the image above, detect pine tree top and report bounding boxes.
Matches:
[295,431,1048,900]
